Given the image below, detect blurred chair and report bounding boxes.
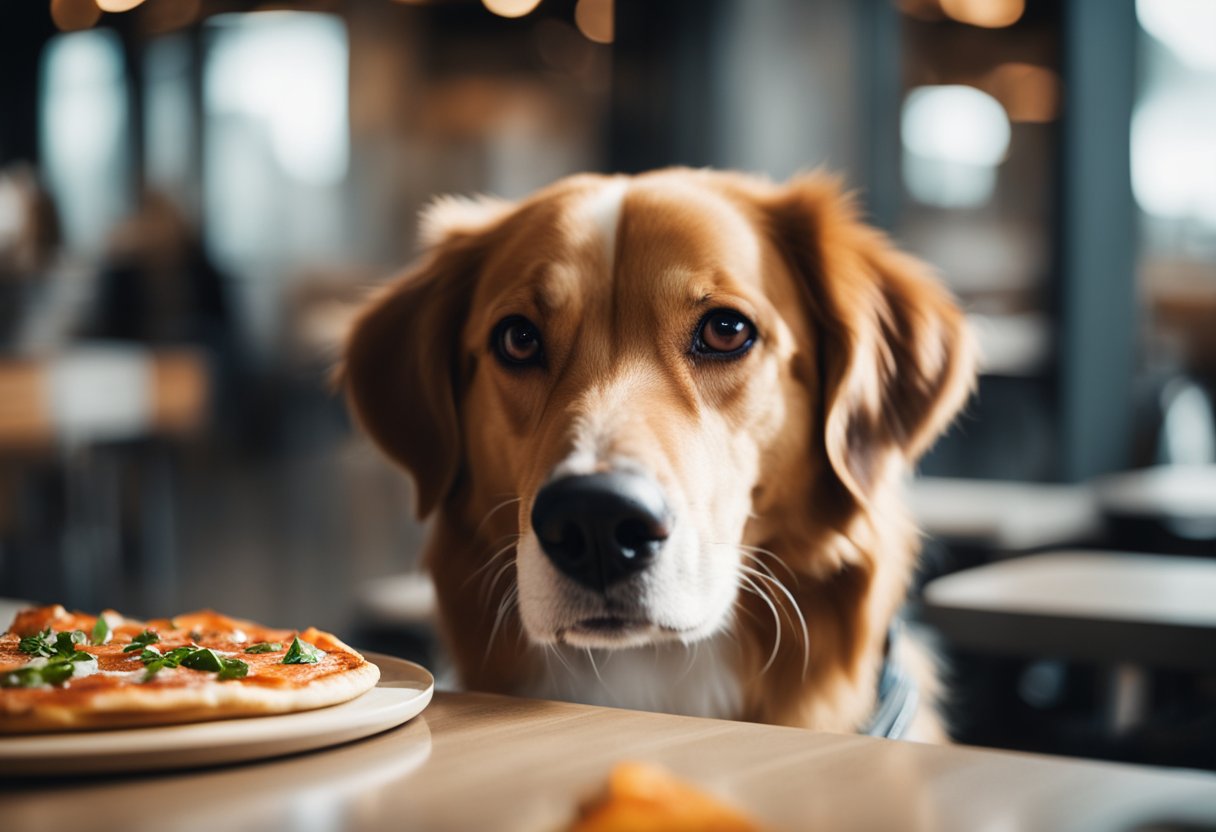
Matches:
[1110,376,1216,555]
[908,476,1103,587]
[0,345,208,449]
[1154,378,1216,466]
[0,345,209,609]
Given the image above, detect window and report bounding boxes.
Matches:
[39,28,131,252]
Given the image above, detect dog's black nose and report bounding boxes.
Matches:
[531,471,671,592]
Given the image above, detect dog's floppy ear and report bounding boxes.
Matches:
[769,174,976,501]
[340,195,512,517]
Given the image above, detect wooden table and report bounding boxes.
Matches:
[3,691,1215,832]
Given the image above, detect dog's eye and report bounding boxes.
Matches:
[492,316,544,366]
[693,310,756,358]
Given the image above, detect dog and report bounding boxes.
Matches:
[342,168,974,741]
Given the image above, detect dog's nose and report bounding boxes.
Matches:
[530,471,671,592]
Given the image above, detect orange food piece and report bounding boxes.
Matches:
[571,762,761,832]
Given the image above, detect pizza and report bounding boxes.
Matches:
[0,604,380,734]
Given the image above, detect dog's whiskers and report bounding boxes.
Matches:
[742,554,782,588]
[675,639,700,685]
[545,642,576,681]
[719,622,743,650]
[463,536,520,592]
[732,601,765,629]
[740,557,811,680]
[737,544,800,586]
[737,571,782,675]
[483,557,518,606]
[475,496,522,535]
[483,584,519,666]
[738,564,795,631]
[585,647,608,691]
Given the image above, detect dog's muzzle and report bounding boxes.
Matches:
[530,471,671,593]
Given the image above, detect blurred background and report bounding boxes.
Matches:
[0,0,1214,769]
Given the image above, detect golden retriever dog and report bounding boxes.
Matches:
[342,169,974,741]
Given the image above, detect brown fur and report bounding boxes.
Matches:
[341,169,975,738]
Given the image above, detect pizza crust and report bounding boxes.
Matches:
[0,607,382,734]
[1,661,381,733]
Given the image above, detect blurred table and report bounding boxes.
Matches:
[909,477,1101,553]
[1098,465,1216,552]
[922,550,1216,735]
[2,690,1215,832]
[921,550,1216,670]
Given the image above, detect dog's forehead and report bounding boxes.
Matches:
[483,176,769,305]
[618,178,766,287]
[469,180,612,313]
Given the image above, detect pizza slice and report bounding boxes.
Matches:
[0,605,380,734]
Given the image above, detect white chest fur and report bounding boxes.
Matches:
[522,634,743,720]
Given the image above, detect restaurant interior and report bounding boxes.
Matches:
[1,0,1215,791]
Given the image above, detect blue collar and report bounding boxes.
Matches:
[861,621,919,740]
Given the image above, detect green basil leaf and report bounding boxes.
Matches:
[0,652,94,688]
[17,628,55,658]
[217,658,249,681]
[18,628,92,662]
[91,617,111,646]
[180,647,224,673]
[142,645,194,680]
[53,630,87,659]
[123,630,161,653]
[41,661,77,685]
[1,666,44,687]
[282,635,322,665]
[163,646,197,666]
[243,642,282,654]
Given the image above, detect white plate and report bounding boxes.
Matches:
[0,652,433,776]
